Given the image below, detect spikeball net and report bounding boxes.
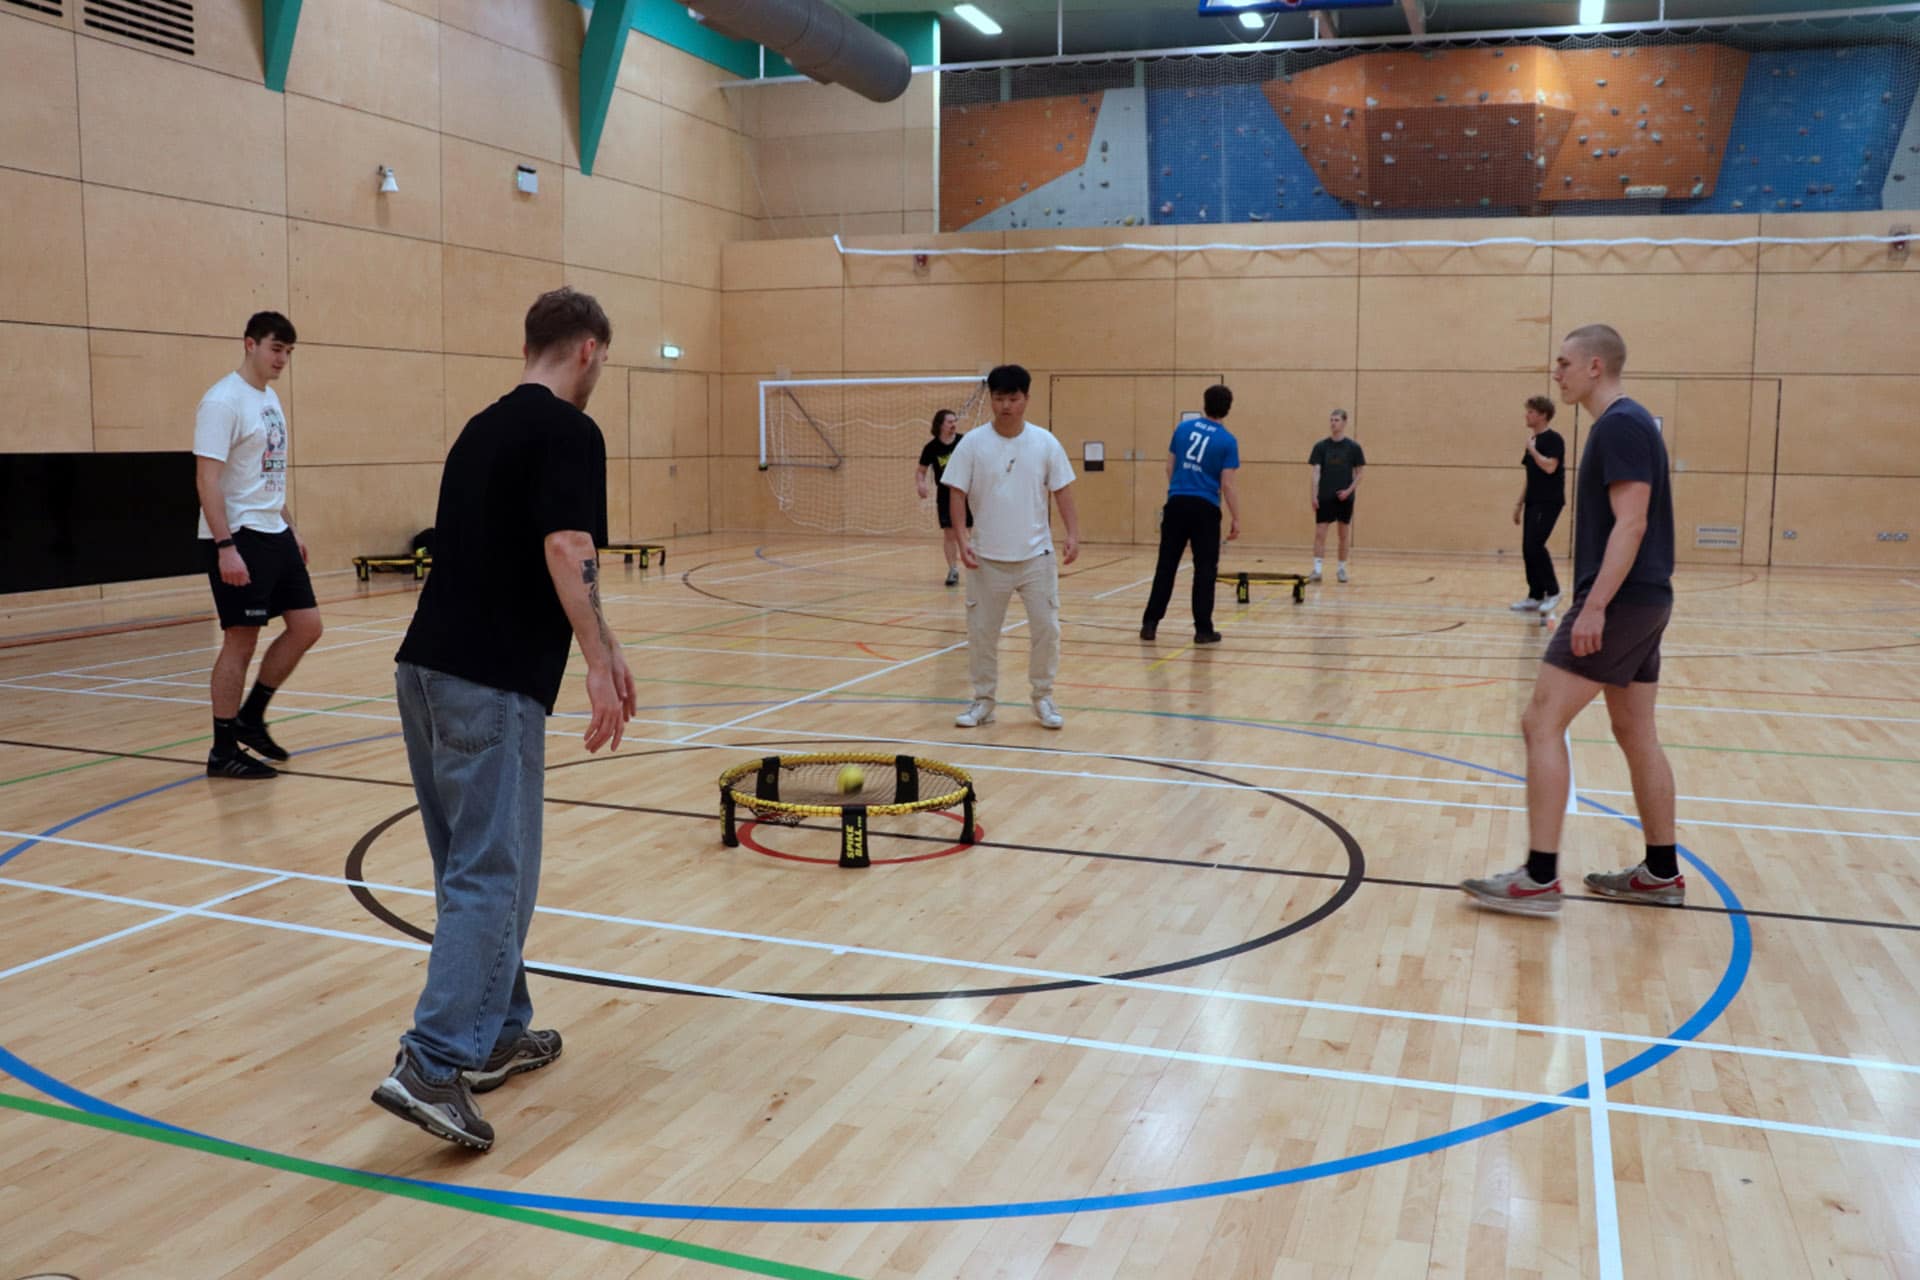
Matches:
[718,752,978,868]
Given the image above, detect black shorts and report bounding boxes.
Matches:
[202,528,317,630]
[935,490,974,530]
[1542,590,1672,686]
[1316,493,1355,525]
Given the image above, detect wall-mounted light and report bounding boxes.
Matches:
[953,4,1001,36]
[515,164,539,194]
[660,343,684,360]
[378,165,399,194]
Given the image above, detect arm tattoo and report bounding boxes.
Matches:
[581,558,617,651]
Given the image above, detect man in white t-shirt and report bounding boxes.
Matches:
[942,364,1080,729]
[194,311,323,779]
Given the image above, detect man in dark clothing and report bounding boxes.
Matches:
[1463,323,1682,917]
[1308,409,1365,582]
[372,288,636,1150]
[1140,384,1242,644]
[1511,394,1566,614]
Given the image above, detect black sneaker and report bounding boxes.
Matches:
[207,748,277,780]
[463,1028,563,1094]
[1194,631,1224,645]
[232,718,289,761]
[1139,623,1157,641]
[372,1045,494,1150]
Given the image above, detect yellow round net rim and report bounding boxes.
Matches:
[717,751,974,819]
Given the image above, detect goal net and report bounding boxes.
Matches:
[760,376,991,535]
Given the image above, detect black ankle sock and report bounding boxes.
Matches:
[239,680,277,725]
[1526,850,1559,884]
[1644,843,1679,880]
[213,717,239,754]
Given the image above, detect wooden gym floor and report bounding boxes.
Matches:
[1,535,1916,1279]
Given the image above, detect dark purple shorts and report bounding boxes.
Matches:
[1542,591,1672,686]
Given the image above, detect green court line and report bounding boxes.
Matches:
[0,697,389,789]
[0,1090,862,1280]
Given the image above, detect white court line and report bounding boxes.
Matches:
[15,624,409,686]
[4,867,1918,1154]
[1587,1034,1624,1280]
[0,874,288,983]
[7,679,1920,843]
[1092,565,1184,600]
[695,546,904,586]
[8,825,1920,1084]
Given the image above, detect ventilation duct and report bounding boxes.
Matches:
[688,0,912,102]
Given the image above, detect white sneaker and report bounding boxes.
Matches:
[1310,562,1323,582]
[1032,696,1063,729]
[1510,598,1541,612]
[954,699,995,728]
[1539,593,1561,614]
[1336,563,1349,583]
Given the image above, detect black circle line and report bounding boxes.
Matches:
[345,740,1366,1003]
[1,735,1908,935]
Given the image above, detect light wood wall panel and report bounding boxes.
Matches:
[659,196,747,291]
[1359,217,1553,276]
[674,456,711,533]
[756,128,906,221]
[1359,276,1552,372]
[591,365,630,459]
[440,26,569,164]
[285,0,441,130]
[1175,222,1359,279]
[722,240,844,293]
[1353,371,1552,470]
[1005,282,1175,372]
[565,170,662,279]
[77,38,286,214]
[1770,476,1920,567]
[1552,215,1762,275]
[1776,376,1920,477]
[1001,229,1171,284]
[591,90,663,191]
[442,355,522,451]
[441,136,565,261]
[564,267,660,370]
[83,187,287,337]
[1671,472,1749,564]
[1550,274,1758,374]
[628,372,676,458]
[724,289,844,373]
[629,459,676,536]
[290,462,443,572]
[0,324,91,453]
[661,284,722,373]
[285,95,444,242]
[292,347,446,466]
[438,0,581,65]
[0,14,81,178]
[89,332,242,453]
[843,284,1004,374]
[1756,212,1920,274]
[1754,274,1920,375]
[290,221,444,352]
[1671,378,1752,474]
[442,247,562,357]
[0,172,87,326]
[661,110,748,214]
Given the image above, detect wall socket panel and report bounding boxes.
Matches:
[1875,531,1911,542]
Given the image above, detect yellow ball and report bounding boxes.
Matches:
[836,764,865,794]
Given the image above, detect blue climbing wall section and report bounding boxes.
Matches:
[1693,45,1920,214]
[1147,83,1351,225]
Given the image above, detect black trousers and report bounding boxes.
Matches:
[1522,501,1563,600]
[1143,495,1223,634]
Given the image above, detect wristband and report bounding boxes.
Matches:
[214,538,235,549]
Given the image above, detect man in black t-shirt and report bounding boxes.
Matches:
[1510,394,1567,613]
[1308,409,1365,582]
[372,288,636,1152]
[1464,324,1683,918]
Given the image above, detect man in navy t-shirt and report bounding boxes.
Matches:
[1140,384,1241,643]
[1463,323,1684,918]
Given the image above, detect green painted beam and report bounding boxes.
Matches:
[580,0,642,176]
[261,0,302,93]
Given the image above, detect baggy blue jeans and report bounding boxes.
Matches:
[395,662,546,1081]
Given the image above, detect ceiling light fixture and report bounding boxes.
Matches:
[1579,0,1605,25]
[953,4,1002,36]
[1238,10,1264,28]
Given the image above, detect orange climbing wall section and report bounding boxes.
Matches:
[941,93,1102,231]
[1265,45,1746,210]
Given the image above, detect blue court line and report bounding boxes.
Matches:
[0,705,1748,1223]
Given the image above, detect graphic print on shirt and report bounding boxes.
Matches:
[262,405,287,496]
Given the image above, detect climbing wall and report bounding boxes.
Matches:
[942,90,1151,232]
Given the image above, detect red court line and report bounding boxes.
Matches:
[1378,679,1502,695]
[856,642,899,662]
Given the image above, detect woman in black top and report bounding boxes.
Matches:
[915,408,972,586]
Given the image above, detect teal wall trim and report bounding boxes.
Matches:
[261,0,302,93]
[580,0,641,175]
[763,11,934,78]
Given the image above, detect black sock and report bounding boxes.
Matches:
[1644,844,1679,880]
[1526,850,1559,884]
[239,680,277,725]
[213,717,239,754]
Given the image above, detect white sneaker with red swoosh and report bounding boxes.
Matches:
[1460,866,1563,915]
[1584,863,1686,905]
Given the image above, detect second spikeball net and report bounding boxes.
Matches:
[718,752,977,868]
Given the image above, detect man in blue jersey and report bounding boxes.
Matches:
[1140,384,1241,644]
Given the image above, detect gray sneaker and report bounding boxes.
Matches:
[463,1028,563,1094]
[955,699,995,728]
[1460,866,1563,916]
[1032,696,1064,729]
[1511,598,1542,612]
[372,1045,494,1150]
[1584,863,1685,905]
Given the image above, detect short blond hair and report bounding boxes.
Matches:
[1565,324,1626,377]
